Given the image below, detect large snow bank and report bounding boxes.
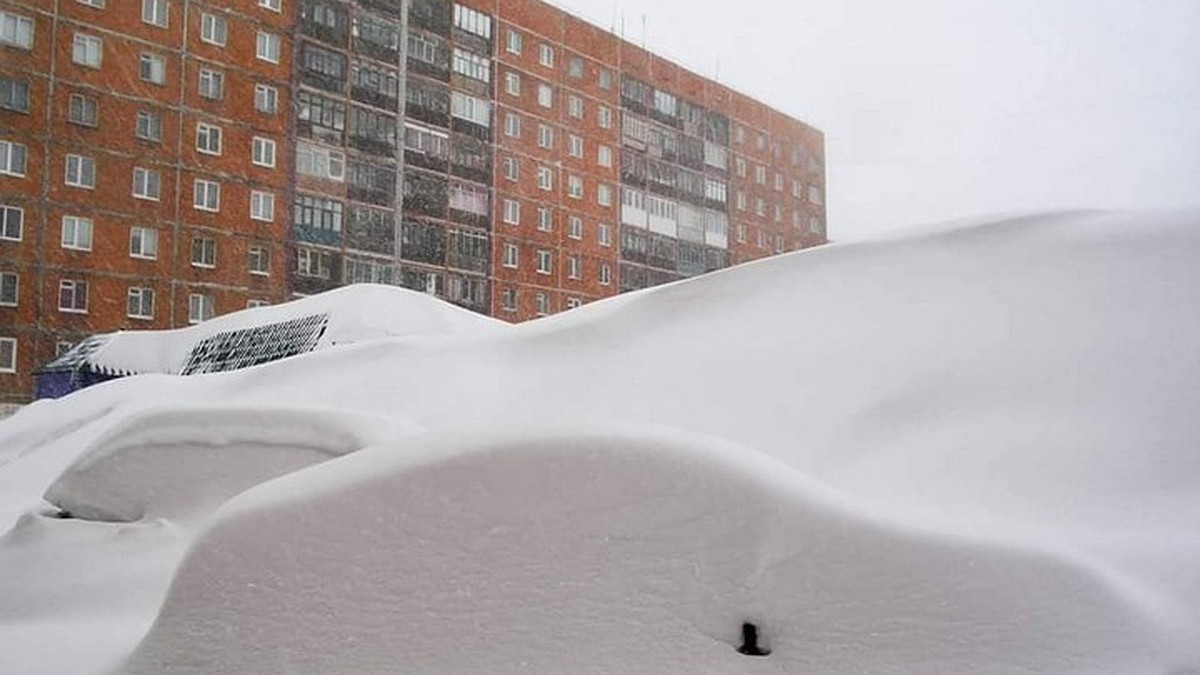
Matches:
[1,209,1199,673]
[72,283,504,376]
[123,429,1180,674]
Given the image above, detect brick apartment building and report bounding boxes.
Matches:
[0,0,826,402]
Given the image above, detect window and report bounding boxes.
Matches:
[501,287,517,312]
[68,94,98,126]
[537,83,552,108]
[453,4,491,39]
[132,167,161,200]
[506,29,521,54]
[0,272,17,306]
[774,173,784,191]
[136,110,162,142]
[0,337,14,373]
[567,255,580,279]
[598,105,613,129]
[200,13,227,46]
[198,68,224,99]
[736,224,747,243]
[809,217,823,235]
[248,246,270,275]
[452,48,490,83]
[597,183,613,207]
[64,154,96,189]
[599,68,613,89]
[0,77,29,113]
[77,0,104,6]
[597,144,612,168]
[129,226,157,259]
[567,174,583,199]
[196,122,222,155]
[536,249,552,275]
[808,185,823,205]
[188,293,214,323]
[294,194,343,232]
[127,287,154,319]
[599,262,611,285]
[191,236,216,267]
[505,71,520,96]
[504,112,521,138]
[247,299,268,309]
[256,31,281,63]
[502,198,519,225]
[598,222,612,246]
[250,190,275,221]
[736,191,747,211]
[259,0,282,11]
[296,142,345,180]
[566,297,582,310]
[537,206,552,231]
[0,205,23,241]
[502,156,518,181]
[568,134,584,158]
[535,292,550,316]
[755,165,766,185]
[537,124,553,149]
[72,34,102,68]
[0,12,34,49]
[142,0,168,27]
[567,216,582,240]
[538,43,554,67]
[568,95,583,119]
[58,279,88,313]
[537,165,552,191]
[252,137,277,168]
[255,84,278,114]
[568,56,583,79]
[755,197,765,217]
[502,242,518,268]
[296,247,331,278]
[193,179,220,211]
[450,92,490,127]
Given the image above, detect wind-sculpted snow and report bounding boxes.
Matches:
[123,429,1180,674]
[44,406,416,522]
[1,210,1200,673]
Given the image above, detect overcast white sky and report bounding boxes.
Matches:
[556,0,1200,240]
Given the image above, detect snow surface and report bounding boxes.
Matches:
[1,209,1199,673]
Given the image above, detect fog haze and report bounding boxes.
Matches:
[556,0,1200,239]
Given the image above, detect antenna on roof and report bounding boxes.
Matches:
[641,13,647,50]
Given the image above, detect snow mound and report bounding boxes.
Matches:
[74,284,504,376]
[123,428,1179,674]
[44,407,416,522]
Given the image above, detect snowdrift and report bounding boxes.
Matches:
[1,209,1199,673]
[124,429,1175,674]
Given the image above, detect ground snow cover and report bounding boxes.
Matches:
[2,210,1200,673]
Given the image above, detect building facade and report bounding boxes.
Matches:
[0,0,826,402]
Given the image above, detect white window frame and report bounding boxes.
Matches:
[567,255,580,280]
[505,29,521,54]
[60,214,93,249]
[0,271,17,307]
[193,179,221,212]
[537,165,552,191]
[72,34,102,68]
[567,174,583,199]
[502,198,520,225]
[196,122,222,155]
[259,0,282,12]
[188,293,214,324]
[129,226,158,259]
[200,12,228,46]
[568,134,583,158]
[248,246,270,275]
[538,43,554,68]
[198,68,224,100]
[136,110,163,142]
[0,12,34,50]
[537,83,552,108]
[505,71,520,96]
[597,183,613,207]
[537,123,553,150]
[64,154,96,189]
[0,140,27,176]
[127,287,154,320]
[58,279,88,313]
[255,84,278,114]
[536,249,552,275]
[252,136,277,168]
[599,262,612,285]
[567,215,582,240]
[502,156,518,181]
[191,236,216,268]
[504,112,521,138]
[0,337,15,373]
[502,242,518,268]
[139,52,167,85]
[68,93,99,127]
[250,190,275,221]
[598,105,613,129]
[568,95,583,119]
[256,31,281,63]
[597,144,612,168]
[598,222,612,247]
[141,0,168,27]
[0,205,23,241]
[537,206,552,232]
[132,166,161,201]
